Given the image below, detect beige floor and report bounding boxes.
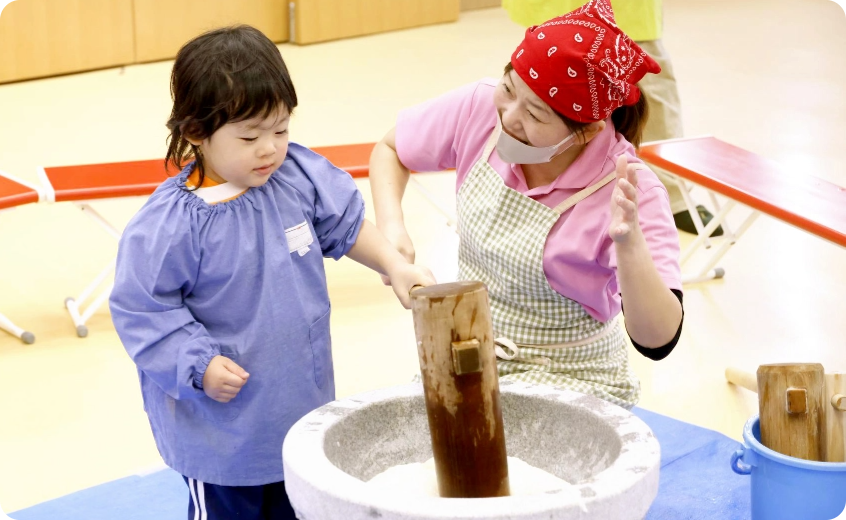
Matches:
[1,0,845,512]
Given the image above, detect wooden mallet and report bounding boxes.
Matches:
[410,281,510,498]
[726,364,846,462]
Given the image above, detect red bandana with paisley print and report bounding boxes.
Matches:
[510,0,661,123]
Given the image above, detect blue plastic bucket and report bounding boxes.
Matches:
[731,415,846,519]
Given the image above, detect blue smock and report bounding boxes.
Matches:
[109,143,364,486]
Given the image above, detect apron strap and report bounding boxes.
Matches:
[494,321,618,359]
[481,119,501,163]
[552,171,617,215]
[494,337,519,360]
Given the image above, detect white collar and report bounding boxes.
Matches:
[192,182,247,204]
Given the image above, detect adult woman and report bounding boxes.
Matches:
[370,0,683,408]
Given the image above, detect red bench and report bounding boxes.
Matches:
[639,136,846,283]
[0,171,42,343]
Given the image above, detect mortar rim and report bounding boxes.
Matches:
[283,380,660,518]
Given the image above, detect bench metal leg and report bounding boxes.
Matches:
[708,190,736,238]
[676,177,714,250]
[65,261,115,337]
[77,202,122,240]
[407,175,457,228]
[681,208,759,284]
[0,311,35,344]
[63,201,122,337]
[668,176,761,284]
[681,201,736,265]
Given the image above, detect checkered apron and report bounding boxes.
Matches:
[456,124,640,409]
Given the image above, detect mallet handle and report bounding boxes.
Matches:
[725,366,758,393]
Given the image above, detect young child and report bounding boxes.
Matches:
[109,25,435,519]
[369,0,684,410]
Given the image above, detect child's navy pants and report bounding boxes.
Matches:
[183,476,298,519]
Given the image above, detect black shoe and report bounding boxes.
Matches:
[673,205,724,237]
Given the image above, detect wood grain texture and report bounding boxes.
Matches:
[291,0,459,44]
[0,0,135,84]
[725,366,758,393]
[411,281,509,498]
[460,0,501,10]
[757,363,826,462]
[133,0,289,63]
[825,372,846,462]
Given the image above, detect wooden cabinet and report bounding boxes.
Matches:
[291,0,459,44]
[0,0,466,83]
[460,0,500,10]
[0,0,135,83]
[133,0,289,63]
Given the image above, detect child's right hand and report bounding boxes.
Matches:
[202,355,250,403]
[386,263,437,309]
[377,221,416,285]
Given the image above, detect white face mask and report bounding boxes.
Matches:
[495,120,576,165]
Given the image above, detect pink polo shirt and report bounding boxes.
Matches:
[395,79,681,323]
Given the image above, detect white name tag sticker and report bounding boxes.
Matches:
[285,221,314,256]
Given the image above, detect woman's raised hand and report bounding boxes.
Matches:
[609,154,647,244]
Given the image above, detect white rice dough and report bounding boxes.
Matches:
[367,456,580,499]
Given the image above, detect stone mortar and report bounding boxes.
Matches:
[283,380,660,519]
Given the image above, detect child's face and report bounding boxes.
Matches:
[494,70,571,148]
[192,107,290,189]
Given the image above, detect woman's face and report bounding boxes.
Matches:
[493,69,572,148]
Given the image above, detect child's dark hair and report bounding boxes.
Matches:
[504,62,649,148]
[165,25,298,185]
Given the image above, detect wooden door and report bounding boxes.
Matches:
[461,0,500,10]
[133,0,289,63]
[0,0,135,84]
[291,0,459,45]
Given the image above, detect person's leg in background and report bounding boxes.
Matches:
[637,39,723,236]
[183,477,298,520]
